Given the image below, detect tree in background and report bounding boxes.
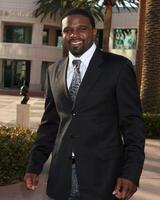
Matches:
[140,0,160,113]
[135,0,147,90]
[33,0,103,22]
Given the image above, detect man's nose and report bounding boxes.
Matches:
[70,30,80,38]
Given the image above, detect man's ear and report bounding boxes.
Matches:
[93,28,97,40]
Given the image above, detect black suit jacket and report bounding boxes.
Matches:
[27,49,145,200]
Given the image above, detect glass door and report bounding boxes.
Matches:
[3,60,30,89]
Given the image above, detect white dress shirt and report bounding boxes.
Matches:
[67,43,96,158]
[67,43,96,89]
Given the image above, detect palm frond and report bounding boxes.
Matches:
[103,0,139,11]
[33,0,104,22]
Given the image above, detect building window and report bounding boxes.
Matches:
[0,60,30,89]
[43,29,49,45]
[113,28,137,49]
[43,26,62,46]
[3,25,32,44]
[56,30,63,48]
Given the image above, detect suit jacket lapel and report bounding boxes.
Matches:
[55,57,73,107]
[74,49,104,107]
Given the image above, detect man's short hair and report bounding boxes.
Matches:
[61,8,95,28]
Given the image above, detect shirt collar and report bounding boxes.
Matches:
[69,43,96,66]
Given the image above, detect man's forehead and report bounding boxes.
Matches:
[62,14,90,26]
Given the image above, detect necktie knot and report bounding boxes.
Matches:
[72,60,81,71]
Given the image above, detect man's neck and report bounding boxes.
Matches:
[69,43,96,59]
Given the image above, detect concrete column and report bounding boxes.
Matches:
[29,59,42,92]
[32,23,44,45]
[16,104,30,128]
[49,28,56,46]
[0,21,3,42]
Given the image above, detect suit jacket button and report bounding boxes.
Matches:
[70,134,74,138]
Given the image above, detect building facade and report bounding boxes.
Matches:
[0,0,138,95]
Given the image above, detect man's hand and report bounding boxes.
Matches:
[24,173,39,191]
[112,178,137,200]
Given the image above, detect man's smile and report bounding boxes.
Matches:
[70,40,83,47]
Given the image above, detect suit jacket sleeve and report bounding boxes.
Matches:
[26,68,60,174]
[116,60,145,185]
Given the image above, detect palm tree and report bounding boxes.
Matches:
[101,0,139,52]
[140,0,160,113]
[33,0,103,22]
[135,0,147,90]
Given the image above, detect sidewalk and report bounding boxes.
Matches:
[0,95,160,200]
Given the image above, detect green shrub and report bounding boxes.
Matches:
[0,126,36,186]
[143,113,160,139]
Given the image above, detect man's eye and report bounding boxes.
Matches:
[80,27,87,31]
[63,29,70,33]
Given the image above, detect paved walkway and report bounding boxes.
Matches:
[0,95,160,200]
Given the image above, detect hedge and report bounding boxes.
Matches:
[0,126,36,186]
[143,113,160,139]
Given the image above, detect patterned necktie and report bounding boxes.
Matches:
[69,60,82,101]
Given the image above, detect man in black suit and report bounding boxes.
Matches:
[24,8,145,200]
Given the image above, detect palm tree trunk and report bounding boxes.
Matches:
[135,0,147,90]
[140,0,160,112]
[102,4,112,52]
